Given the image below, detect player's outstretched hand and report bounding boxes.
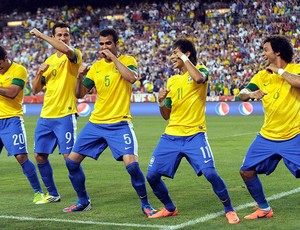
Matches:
[249,89,267,100]
[77,65,90,79]
[158,88,170,103]
[37,63,49,75]
[30,28,42,38]
[266,64,279,74]
[100,49,114,60]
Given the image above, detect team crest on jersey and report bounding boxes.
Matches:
[52,69,57,77]
[188,76,193,83]
[6,74,11,80]
[149,156,155,166]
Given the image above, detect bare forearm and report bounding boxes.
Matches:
[75,78,88,98]
[184,61,206,83]
[159,106,170,120]
[112,57,137,83]
[0,87,18,99]
[281,71,300,88]
[238,93,250,101]
[40,33,74,58]
[31,73,44,94]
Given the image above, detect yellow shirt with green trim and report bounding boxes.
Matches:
[41,48,82,118]
[83,55,137,124]
[0,62,26,118]
[246,63,300,140]
[164,64,209,136]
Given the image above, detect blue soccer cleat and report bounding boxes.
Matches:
[142,204,157,217]
[63,202,92,212]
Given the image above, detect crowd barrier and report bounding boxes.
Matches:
[23,101,264,116]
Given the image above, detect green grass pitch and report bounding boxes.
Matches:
[0,115,299,229]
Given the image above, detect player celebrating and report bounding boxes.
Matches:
[238,35,300,220]
[0,45,44,203]
[146,39,240,224]
[30,22,82,204]
[63,28,157,216]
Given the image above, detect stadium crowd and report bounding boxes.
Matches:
[0,0,299,97]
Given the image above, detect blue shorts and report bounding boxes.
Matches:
[148,132,215,178]
[241,134,300,178]
[34,114,77,154]
[0,117,28,156]
[73,121,138,161]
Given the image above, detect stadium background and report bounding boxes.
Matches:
[1,0,299,116]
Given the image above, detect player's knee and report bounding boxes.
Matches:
[240,169,256,180]
[146,171,161,185]
[66,158,80,172]
[202,167,219,182]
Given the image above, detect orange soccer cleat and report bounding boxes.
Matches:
[148,207,178,219]
[244,207,273,220]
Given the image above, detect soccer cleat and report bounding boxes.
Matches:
[35,193,61,204]
[225,211,240,224]
[244,207,273,220]
[63,202,92,213]
[142,204,157,217]
[148,207,178,218]
[33,191,45,204]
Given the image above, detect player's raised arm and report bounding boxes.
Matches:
[101,48,137,84]
[30,26,76,60]
[75,65,90,99]
[172,49,206,84]
[266,64,300,88]
[32,63,49,94]
[157,88,171,120]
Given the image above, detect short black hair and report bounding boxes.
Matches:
[100,28,119,44]
[0,46,7,60]
[263,35,294,63]
[52,22,70,35]
[172,39,197,65]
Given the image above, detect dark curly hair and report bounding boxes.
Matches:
[263,35,294,63]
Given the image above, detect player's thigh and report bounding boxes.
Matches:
[53,115,77,154]
[0,117,28,156]
[73,121,108,159]
[34,118,57,154]
[241,134,275,171]
[241,134,280,173]
[184,132,214,174]
[148,134,182,178]
[281,134,300,177]
[105,121,138,161]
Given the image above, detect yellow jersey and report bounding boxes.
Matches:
[0,62,26,118]
[40,48,82,118]
[247,63,300,140]
[83,55,137,124]
[165,64,209,136]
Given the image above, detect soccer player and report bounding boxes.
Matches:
[146,39,240,224]
[30,22,82,204]
[63,28,157,216]
[0,45,44,203]
[238,35,300,220]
